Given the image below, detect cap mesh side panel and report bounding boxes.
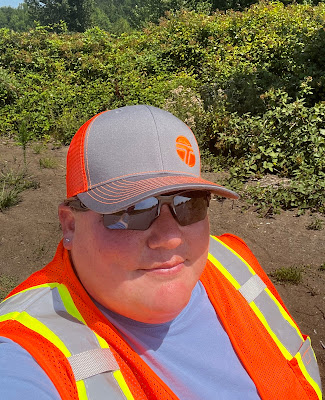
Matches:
[66,116,96,198]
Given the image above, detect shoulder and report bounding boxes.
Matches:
[210,233,289,311]
[211,233,266,274]
[0,337,60,399]
[213,233,254,254]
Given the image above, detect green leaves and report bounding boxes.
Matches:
[24,0,95,32]
[0,2,324,214]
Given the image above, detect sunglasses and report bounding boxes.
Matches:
[102,191,211,230]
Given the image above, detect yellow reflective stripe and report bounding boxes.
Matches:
[38,283,134,399]
[113,370,135,400]
[295,349,322,400]
[0,311,20,323]
[210,238,305,356]
[250,301,292,360]
[55,284,87,324]
[17,311,71,357]
[207,252,240,290]
[1,311,88,399]
[17,310,88,400]
[3,282,86,325]
[42,284,115,399]
[212,236,257,276]
[3,283,60,301]
[265,288,304,341]
[209,236,322,398]
[76,380,88,400]
[93,333,110,349]
[2,283,134,399]
[55,285,111,352]
[1,289,89,400]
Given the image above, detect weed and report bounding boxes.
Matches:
[33,238,50,261]
[0,274,18,301]
[307,217,324,231]
[32,143,45,154]
[16,119,31,168]
[272,266,303,284]
[0,168,39,211]
[39,157,58,169]
[319,263,325,271]
[0,184,20,210]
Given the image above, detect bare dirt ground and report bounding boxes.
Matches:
[0,140,324,387]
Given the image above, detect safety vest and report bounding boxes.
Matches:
[0,234,322,400]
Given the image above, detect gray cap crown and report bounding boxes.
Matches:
[84,105,201,188]
[67,105,238,213]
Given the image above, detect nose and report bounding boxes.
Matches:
[147,204,184,250]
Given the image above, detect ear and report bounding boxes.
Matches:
[58,204,76,250]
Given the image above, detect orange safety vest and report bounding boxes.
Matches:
[0,234,322,400]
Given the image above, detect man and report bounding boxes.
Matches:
[0,105,322,400]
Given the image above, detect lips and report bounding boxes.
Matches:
[141,257,185,273]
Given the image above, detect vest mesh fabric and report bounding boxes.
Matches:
[201,234,317,400]
[5,242,178,400]
[2,235,320,400]
[0,320,78,400]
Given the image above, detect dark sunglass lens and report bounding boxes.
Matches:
[103,212,129,229]
[126,197,159,230]
[173,192,209,226]
[104,197,159,230]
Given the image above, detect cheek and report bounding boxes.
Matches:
[184,217,210,276]
[189,217,210,252]
[72,223,144,274]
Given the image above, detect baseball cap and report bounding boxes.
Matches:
[66,105,239,214]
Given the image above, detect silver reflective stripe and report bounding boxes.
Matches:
[254,291,302,356]
[239,274,266,304]
[297,337,322,391]
[209,238,252,286]
[0,287,49,314]
[1,287,98,355]
[69,348,119,381]
[209,237,303,356]
[0,286,128,400]
[208,236,322,397]
[84,372,127,400]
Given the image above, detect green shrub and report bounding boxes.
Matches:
[0,67,19,106]
[307,217,324,231]
[272,266,302,284]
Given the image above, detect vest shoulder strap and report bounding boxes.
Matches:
[0,284,134,400]
[208,235,322,400]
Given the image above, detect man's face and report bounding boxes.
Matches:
[59,203,210,324]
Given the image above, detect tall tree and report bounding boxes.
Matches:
[24,0,94,31]
[0,4,31,31]
[64,0,94,32]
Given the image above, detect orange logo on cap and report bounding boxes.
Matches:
[176,136,196,167]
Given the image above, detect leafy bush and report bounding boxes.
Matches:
[0,67,19,105]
